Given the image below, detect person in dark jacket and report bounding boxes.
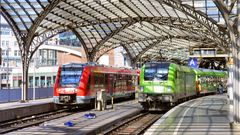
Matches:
[218,82,224,94]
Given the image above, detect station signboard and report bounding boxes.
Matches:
[188,58,198,68]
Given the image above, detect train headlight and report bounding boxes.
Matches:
[167,86,171,92]
[140,86,144,92]
[74,89,77,93]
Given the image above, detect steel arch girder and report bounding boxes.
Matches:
[39,45,82,58]
[94,45,121,62]
[131,35,203,63]
[70,28,91,62]
[89,15,222,62]
[90,21,136,61]
[213,0,238,49]
[25,0,62,48]
[74,16,199,28]
[1,6,23,47]
[157,21,220,44]
[71,11,226,46]
[28,28,67,61]
[32,28,66,47]
[89,19,202,62]
[213,0,237,15]
[161,0,229,49]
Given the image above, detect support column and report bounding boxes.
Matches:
[233,44,240,123]
[227,58,233,104]
[45,76,47,87]
[21,55,29,102]
[233,0,240,124]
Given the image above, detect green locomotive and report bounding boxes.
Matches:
[138,62,227,110]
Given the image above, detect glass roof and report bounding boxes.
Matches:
[1,0,233,63]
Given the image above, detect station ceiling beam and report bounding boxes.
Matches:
[162,0,228,50]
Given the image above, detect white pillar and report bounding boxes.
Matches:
[45,76,47,87]
[33,64,36,100]
[233,0,240,123]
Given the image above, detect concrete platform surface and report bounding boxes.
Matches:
[6,100,142,135]
[0,98,55,122]
[144,94,240,135]
[0,98,53,109]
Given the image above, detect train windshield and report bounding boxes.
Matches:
[59,66,83,87]
[144,63,170,81]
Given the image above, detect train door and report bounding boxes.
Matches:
[109,74,116,96]
[93,73,98,96]
[184,72,187,97]
[117,74,124,95]
[104,74,109,93]
[175,70,181,99]
[178,71,185,98]
[184,72,196,98]
[175,71,179,95]
[86,73,92,96]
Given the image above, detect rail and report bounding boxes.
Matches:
[0,109,71,134]
[99,112,163,135]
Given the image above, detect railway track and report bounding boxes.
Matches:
[0,99,136,134]
[100,112,163,135]
[0,109,73,134]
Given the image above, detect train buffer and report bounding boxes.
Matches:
[144,94,240,135]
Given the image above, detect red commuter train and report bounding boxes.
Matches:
[53,63,138,105]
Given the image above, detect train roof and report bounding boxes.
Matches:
[144,62,170,65]
[171,63,227,76]
[61,62,136,71]
[193,68,227,76]
[170,63,196,73]
[61,63,86,68]
[142,62,227,76]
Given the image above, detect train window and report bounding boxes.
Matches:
[104,74,109,90]
[59,66,83,88]
[94,74,99,88]
[126,75,130,85]
[99,74,104,88]
[144,63,169,81]
[117,74,122,80]
[144,68,156,80]
[122,75,127,89]
[60,76,79,87]
[104,74,108,84]
[93,73,105,89]
[154,68,168,81]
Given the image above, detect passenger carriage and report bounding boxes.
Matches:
[53,63,138,106]
[138,62,227,111]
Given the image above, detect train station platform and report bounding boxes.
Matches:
[6,100,142,135]
[0,98,56,122]
[145,94,240,135]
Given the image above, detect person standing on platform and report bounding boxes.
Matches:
[218,82,223,94]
